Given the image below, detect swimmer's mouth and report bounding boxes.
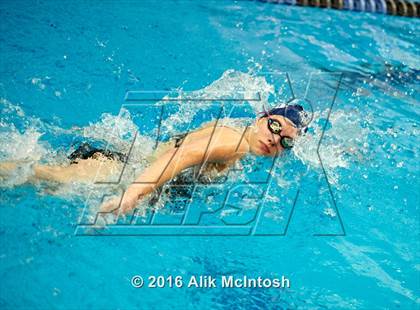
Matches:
[259,141,270,154]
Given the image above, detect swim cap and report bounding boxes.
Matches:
[260,104,309,129]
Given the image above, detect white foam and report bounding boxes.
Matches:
[1,70,367,211]
[0,100,52,186]
[159,69,274,133]
[294,109,369,184]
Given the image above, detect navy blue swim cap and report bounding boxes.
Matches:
[260,104,308,129]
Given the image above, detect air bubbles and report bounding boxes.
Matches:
[323,208,336,218]
[31,77,46,90]
[52,288,61,297]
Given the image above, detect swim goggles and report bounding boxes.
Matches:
[267,118,295,149]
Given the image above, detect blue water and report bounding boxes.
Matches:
[1,1,419,309]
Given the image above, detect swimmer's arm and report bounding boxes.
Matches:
[128,141,234,196]
[102,138,245,214]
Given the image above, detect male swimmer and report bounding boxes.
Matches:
[0,104,308,214]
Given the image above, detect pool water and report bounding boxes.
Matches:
[0,0,419,309]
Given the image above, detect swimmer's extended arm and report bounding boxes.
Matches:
[100,133,247,214]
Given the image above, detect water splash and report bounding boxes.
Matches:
[0,70,367,210]
[159,69,274,134]
[294,109,369,184]
[0,99,51,186]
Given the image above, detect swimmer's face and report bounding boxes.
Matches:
[250,115,299,156]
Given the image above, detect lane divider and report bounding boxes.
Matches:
[259,0,419,17]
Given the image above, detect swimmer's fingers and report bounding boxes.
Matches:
[99,197,121,215]
[100,195,138,215]
[119,195,139,214]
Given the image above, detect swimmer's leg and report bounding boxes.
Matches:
[0,161,19,175]
[31,165,70,183]
[0,161,62,182]
[2,159,120,184]
[32,162,115,183]
[0,160,34,177]
[0,161,77,183]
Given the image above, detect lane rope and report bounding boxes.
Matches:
[258,0,419,17]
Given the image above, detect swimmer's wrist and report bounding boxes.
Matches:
[126,184,155,200]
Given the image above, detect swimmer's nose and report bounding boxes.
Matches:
[267,135,280,146]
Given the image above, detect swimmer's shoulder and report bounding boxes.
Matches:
[173,120,248,159]
[198,120,245,136]
[198,122,249,153]
[209,126,250,159]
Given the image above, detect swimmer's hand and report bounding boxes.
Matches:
[99,191,140,215]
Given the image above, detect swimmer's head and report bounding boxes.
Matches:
[260,104,309,129]
[248,104,308,157]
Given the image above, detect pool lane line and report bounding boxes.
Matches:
[258,0,419,17]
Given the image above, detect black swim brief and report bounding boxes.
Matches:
[173,132,188,148]
[68,142,127,164]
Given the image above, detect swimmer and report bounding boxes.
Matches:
[0,104,308,214]
[100,104,308,214]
